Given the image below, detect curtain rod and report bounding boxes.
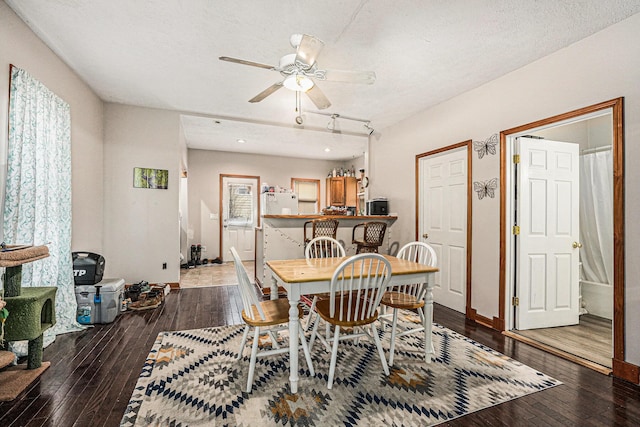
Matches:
[581,145,612,154]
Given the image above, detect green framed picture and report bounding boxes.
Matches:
[133,167,168,189]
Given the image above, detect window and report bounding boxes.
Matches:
[291,178,320,214]
[228,183,253,225]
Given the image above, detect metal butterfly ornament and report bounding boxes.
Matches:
[473,134,498,159]
[474,178,498,200]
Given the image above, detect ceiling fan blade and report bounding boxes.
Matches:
[305,85,331,110]
[322,69,376,84]
[295,34,324,66]
[219,56,275,70]
[249,82,283,103]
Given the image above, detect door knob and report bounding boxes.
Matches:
[422,233,429,239]
[572,242,583,249]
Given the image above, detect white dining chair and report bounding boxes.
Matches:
[231,247,315,393]
[309,253,392,389]
[379,241,437,366]
[303,236,346,333]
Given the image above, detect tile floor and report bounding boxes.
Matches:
[179,261,255,288]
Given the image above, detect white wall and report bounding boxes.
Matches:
[534,114,612,150]
[187,149,338,259]
[0,2,104,254]
[371,13,640,364]
[103,104,181,284]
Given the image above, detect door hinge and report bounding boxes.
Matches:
[512,225,520,235]
[513,154,520,164]
[512,296,520,306]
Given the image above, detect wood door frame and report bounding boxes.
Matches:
[415,141,473,319]
[219,173,261,260]
[498,98,634,382]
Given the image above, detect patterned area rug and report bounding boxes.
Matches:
[121,315,561,426]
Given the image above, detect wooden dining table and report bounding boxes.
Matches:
[266,254,439,393]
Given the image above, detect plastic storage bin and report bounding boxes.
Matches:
[75,278,125,324]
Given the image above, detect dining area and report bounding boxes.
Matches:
[231,237,439,394]
[119,239,565,426]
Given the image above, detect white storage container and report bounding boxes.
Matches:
[75,278,125,324]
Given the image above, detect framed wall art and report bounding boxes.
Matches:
[133,167,168,189]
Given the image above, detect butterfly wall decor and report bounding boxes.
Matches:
[473,133,498,159]
[474,178,498,200]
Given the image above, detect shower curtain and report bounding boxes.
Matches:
[579,149,613,287]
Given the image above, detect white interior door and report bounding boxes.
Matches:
[516,137,580,330]
[222,176,257,262]
[418,147,467,313]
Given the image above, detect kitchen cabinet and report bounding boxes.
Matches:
[326,177,357,207]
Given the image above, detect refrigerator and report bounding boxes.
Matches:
[261,192,299,215]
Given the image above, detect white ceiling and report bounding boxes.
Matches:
[6,1,640,160]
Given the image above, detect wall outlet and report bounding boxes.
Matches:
[209,213,219,220]
[162,262,167,270]
[201,246,206,252]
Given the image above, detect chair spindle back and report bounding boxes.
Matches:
[230,247,265,321]
[330,253,391,323]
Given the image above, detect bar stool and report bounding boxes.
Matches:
[303,218,339,246]
[352,221,387,253]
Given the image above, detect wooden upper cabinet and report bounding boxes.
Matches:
[326,177,357,207]
[345,177,357,207]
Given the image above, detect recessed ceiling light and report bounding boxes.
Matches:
[237,139,246,144]
[324,148,331,152]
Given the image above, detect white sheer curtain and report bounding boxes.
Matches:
[4,66,84,354]
[579,149,613,286]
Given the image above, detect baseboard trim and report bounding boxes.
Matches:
[503,330,613,376]
[613,358,639,384]
[474,313,494,329]
[467,307,501,331]
[466,307,477,320]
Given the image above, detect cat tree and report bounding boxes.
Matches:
[0,245,56,401]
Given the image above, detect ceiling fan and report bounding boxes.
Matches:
[219,34,376,110]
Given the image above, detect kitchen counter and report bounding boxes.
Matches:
[254,214,397,286]
[261,214,397,220]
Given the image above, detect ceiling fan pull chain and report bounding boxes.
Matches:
[295,92,304,125]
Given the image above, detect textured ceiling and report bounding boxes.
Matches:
[6,0,640,160]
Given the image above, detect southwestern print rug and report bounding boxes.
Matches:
[120,316,560,426]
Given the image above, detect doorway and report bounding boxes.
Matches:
[512,136,581,331]
[416,141,472,314]
[219,175,259,262]
[499,98,623,375]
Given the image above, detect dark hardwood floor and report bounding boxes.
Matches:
[1,287,639,426]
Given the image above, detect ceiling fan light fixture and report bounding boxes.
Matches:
[289,33,303,48]
[283,74,314,92]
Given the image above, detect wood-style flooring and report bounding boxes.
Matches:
[511,314,612,368]
[1,287,639,426]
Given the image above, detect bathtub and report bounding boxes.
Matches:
[581,279,613,320]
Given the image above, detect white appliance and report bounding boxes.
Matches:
[261,192,299,215]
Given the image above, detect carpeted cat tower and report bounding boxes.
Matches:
[0,244,56,401]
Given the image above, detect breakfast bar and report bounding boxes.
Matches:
[254,214,397,287]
